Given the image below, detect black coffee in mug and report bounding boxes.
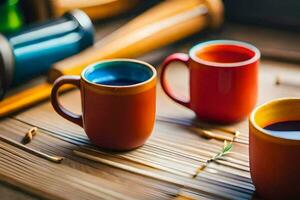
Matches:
[96,79,140,86]
[264,121,300,140]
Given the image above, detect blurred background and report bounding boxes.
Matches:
[1,0,300,31]
[0,0,299,99]
[1,0,299,65]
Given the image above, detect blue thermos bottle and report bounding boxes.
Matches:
[0,9,94,99]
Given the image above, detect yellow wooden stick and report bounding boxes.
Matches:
[50,0,139,20]
[49,0,223,81]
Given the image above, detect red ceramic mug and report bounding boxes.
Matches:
[160,40,260,123]
[51,59,157,150]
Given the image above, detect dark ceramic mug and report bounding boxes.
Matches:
[51,59,157,150]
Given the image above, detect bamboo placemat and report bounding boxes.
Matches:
[0,56,300,199]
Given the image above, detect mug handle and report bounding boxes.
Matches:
[51,75,83,127]
[160,53,190,108]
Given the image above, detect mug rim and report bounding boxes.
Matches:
[189,40,261,67]
[81,58,157,89]
[250,97,300,144]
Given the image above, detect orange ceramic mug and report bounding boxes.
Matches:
[51,59,157,150]
[249,98,300,199]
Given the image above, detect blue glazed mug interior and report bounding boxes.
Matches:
[83,59,154,87]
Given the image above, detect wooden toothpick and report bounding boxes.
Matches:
[0,135,64,163]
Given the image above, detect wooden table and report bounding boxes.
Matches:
[0,17,299,200]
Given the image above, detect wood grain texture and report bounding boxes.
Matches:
[1,55,300,199]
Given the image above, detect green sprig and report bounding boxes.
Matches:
[193,140,233,178]
[208,140,233,163]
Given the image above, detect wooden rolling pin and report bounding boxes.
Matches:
[0,0,223,117]
[22,0,140,22]
[50,0,140,20]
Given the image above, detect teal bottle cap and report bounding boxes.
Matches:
[64,9,95,49]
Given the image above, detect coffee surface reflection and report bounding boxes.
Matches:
[264,121,300,140]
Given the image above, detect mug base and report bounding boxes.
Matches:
[88,137,148,151]
[92,143,145,152]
